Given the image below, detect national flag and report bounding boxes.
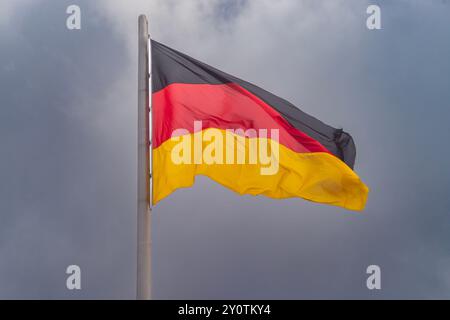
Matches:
[151,40,369,211]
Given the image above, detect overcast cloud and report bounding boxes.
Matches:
[0,0,450,299]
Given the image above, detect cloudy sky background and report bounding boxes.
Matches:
[1,0,450,299]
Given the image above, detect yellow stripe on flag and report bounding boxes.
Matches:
[153,129,369,211]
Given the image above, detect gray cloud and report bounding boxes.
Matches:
[0,0,449,299]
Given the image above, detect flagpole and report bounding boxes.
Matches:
[137,14,152,300]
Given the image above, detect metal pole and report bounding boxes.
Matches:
[137,14,151,300]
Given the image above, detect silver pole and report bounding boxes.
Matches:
[137,14,151,300]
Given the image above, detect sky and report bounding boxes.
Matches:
[0,0,450,299]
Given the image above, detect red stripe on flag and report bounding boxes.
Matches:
[152,83,332,155]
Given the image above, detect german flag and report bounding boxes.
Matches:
[151,40,369,211]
